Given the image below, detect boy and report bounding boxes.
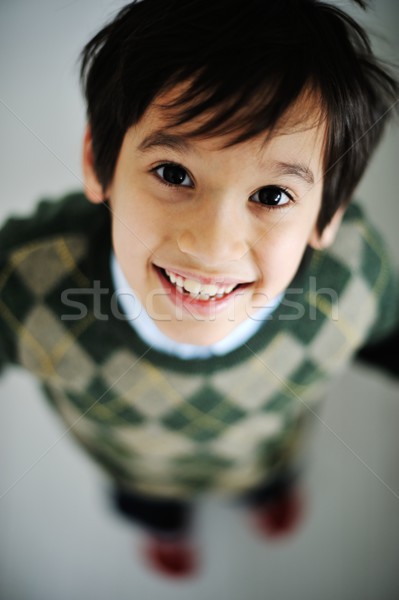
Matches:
[0,0,398,578]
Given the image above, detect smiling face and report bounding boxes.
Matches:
[83,91,343,345]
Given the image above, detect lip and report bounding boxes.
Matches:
[153,265,252,316]
[154,264,253,286]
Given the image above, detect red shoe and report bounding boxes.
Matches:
[142,535,199,578]
[250,484,305,538]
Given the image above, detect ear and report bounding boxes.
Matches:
[82,126,105,204]
[309,206,345,250]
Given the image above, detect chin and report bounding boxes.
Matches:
[158,320,234,347]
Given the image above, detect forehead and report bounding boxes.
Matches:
[137,83,327,149]
[132,85,327,178]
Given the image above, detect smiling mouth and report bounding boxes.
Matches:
[156,267,248,301]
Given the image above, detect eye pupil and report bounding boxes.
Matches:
[258,187,282,205]
[163,165,187,184]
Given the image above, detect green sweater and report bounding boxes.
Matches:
[1,192,398,498]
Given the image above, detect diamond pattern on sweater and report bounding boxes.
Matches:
[117,423,196,458]
[209,413,284,459]
[210,332,304,410]
[339,276,377,334]
[18,304,96,388]
[102,349,183,418]
[161,385,246,442]
[13,236,88,297]
[329,220,364,273]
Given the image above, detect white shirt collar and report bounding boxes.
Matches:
[110,252,282,359]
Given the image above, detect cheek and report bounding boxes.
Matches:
[111,195,164,253]
[113,222,158,270]
[254,229,310,286]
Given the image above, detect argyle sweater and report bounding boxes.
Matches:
[0,192,398,499]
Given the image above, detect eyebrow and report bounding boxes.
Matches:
[137,132,194,154]
[270,161,315,186]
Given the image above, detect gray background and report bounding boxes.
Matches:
[0,1,398,598]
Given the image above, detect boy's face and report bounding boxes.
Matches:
[84,91,341,346]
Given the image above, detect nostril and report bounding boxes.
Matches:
[177,231,197,255]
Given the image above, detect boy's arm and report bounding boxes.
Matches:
[0,266,17,375]
[355,268,399,378]
[355,252,399,379]
[343,204,399,380]
[0,212,27,376]
[0,322,9,374]
[355,322,399,378]
[0,197,65,377]
[0,192,96,378]
[0,244,19,376]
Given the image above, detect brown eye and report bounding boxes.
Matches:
[154,163,193,187]
[250,185,292,207]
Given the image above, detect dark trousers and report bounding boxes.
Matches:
[112,469,298,537]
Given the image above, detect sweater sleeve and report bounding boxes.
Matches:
[356,319,399,378]
[353,219,399,379]
[0,326,9,374]
[355,272,399,378]
[0,192,93,376]
[0,254,17,374]
[0,214,25,374]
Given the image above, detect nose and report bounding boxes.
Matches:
[177,197,248,265]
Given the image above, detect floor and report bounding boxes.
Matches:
[0,1,398,598]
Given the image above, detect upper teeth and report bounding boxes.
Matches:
[165,270,236,298]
